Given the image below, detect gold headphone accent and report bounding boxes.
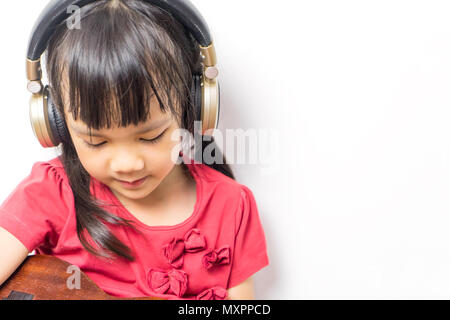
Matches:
[199,43,217,68]
[199,42,219,135]
[26,58,41,81]
[29,86,57,147]
[201,77,219,135]
[26,58,43,94]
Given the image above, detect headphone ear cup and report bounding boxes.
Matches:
[191,73,202,128]
[47,90,70,145]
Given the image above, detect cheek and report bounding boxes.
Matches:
[78,151,105,177]
[142,134,181,176]
[70,139,106,176]
[163,126,183,153]
[70,139,87,163]
[141,142,176,172]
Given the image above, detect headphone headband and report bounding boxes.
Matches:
[26,0,218,93]
[27,0,212,61]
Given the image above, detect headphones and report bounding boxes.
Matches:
[26,0,220,148]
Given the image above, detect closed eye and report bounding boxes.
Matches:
[84,128,167,149]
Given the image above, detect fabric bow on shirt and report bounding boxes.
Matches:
[147,268,188,297]
[202,245,230,270]
[162,228,207,268]
[196,286,228,300]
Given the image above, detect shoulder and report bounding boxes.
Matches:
[46,156,64,168]
[0,156,74,251]
[191,163,250,199]
[45,156,65,172]
[190,163,258,222]
[29,156,70,189]
[10,156,73,209]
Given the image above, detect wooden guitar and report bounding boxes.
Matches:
[0,254,164,300]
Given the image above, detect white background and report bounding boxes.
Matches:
[2,0,450,299]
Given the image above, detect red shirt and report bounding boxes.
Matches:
[0,157,269,299]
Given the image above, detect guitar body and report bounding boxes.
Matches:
[0,254,163,300]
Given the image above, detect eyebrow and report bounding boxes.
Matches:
[70,118,170,138]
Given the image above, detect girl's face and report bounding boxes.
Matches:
[63,95,185,206]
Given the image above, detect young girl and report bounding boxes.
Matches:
[0,0,269,300]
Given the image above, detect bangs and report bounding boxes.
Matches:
[45,0,194,132]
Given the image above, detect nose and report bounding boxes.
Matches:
[110,149,145,175]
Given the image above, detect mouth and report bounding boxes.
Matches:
[119,177,146,184]
[117,176,148,188]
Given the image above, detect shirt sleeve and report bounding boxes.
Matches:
[0,160,73,252]
[227,184,270,289]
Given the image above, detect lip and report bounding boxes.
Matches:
[118,176,148,189]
